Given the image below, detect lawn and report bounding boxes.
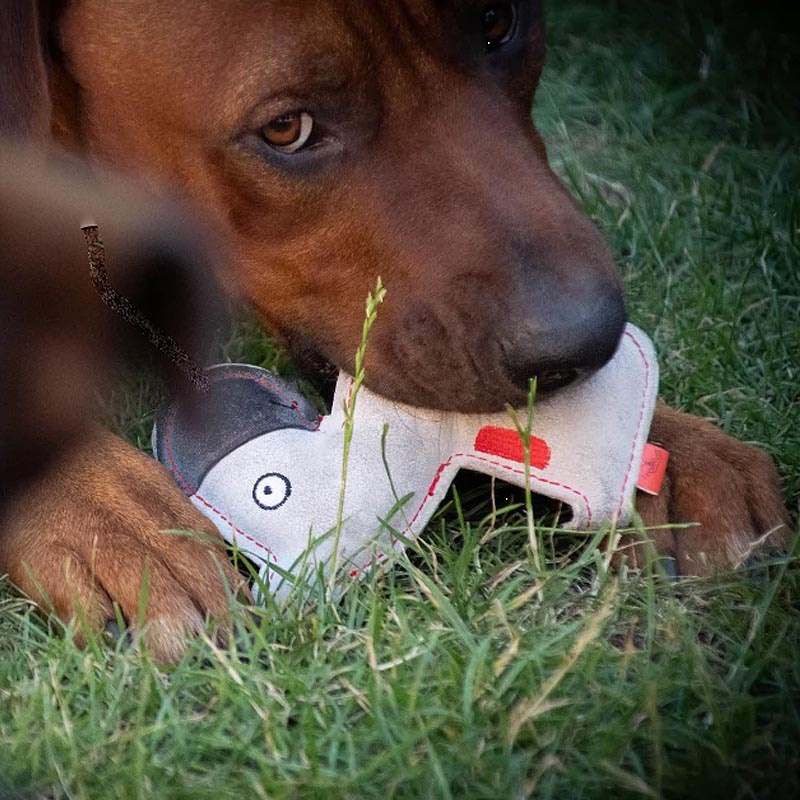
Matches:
[1,2,798,798]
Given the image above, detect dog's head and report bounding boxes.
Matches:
[47,0,625,411]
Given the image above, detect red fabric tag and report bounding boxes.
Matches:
[474,426,551,470]
[636,443,670,495]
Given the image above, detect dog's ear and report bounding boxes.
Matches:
[0,1,52,140]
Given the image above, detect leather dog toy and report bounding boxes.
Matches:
[153,324,660,600]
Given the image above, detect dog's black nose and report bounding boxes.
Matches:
[501,280,627,394]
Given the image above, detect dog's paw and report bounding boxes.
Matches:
[0,428,247,662]
[623,402,791,576]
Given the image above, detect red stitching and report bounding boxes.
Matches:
[615,330,651,516]
[163,333,652,586]
[408,452,592,530]
[349,447,597,580]
[161,368,318,578]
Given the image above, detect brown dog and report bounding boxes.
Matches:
[0,1,789,659]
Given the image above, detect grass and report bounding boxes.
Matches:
[2,1,799,798]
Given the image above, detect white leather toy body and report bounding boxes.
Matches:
[153,324,658,600]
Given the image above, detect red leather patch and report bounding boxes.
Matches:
[474,426,551,470]
[636,443,670,495]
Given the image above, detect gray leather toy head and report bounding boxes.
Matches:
[152,364,319,495]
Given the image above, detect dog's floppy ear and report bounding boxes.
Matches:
[0,1,53,140]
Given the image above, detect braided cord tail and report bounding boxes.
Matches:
[81,224,209,392]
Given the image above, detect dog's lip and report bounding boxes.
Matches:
[299,355,580,412]
[533,368,581,393]
[290,344,590,413]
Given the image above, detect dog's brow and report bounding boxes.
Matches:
[228,51,365,131]
[255,69,353,106]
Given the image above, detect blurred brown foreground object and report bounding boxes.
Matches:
[0,145,222,505]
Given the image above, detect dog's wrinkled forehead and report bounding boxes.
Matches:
[63,0,542,123]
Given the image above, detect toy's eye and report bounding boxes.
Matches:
[253,473,292,510]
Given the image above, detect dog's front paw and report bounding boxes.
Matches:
[0,429,246,662]
[628,402,791,576]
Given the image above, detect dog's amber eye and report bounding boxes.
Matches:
[261,112,315,153]
[482,3,518,50]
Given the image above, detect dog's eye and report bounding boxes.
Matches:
[482,3,518,51]
[261,112,315,153]
[253,473,292,510]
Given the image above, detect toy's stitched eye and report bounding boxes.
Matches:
[253,473,292,510]
[482,3,518,51]
[261,112,315,153]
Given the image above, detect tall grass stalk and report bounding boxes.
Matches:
[328,278,387,597]
[506,379,541,574]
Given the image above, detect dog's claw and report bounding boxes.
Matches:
[660,557,679,581]
[744,548,788,569]
[103,621,122,642]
